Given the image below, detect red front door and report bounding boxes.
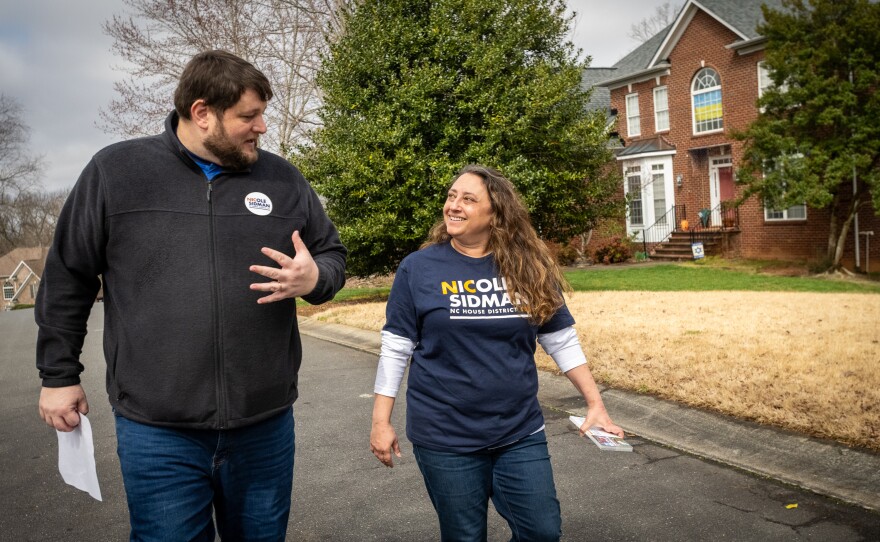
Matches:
[719,166,735,201]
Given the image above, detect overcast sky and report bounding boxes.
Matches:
[0,0,670,192]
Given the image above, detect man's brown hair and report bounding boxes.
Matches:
[174,50,273,119]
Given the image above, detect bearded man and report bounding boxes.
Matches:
[35,50,347,541]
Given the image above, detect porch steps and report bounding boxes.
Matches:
[650,231,722,261]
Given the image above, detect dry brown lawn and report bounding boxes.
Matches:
[311,292,880,452]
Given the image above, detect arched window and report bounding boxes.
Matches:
[692,68,723,133]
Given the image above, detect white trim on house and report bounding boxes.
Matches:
[654,86,669,132]
[650,1,749,68]
[764,205,807,221]
[692,67,724,134]
[625,93,641,137]
[616,149,676,161]
[594,66,671,92]
[623,155,676,242]
[727,36,767,55]
[3,261,38,306]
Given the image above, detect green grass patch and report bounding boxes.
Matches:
[302,260,879,309]
[329,287,390,302]
[564,264,880,293]
[297,287,390,307]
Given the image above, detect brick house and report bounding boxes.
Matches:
[586,0,879,269]
[0,247,49,310]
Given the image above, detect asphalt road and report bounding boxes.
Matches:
[2,305,879,541]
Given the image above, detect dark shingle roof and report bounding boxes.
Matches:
[696,0,783,40]
[615,136,676,158]
[612,24,672,74]
[591,0,786,85]
[581,68,618,112]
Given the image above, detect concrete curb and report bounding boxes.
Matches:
[298,316,880,511]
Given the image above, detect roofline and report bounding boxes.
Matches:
[649,0,751,67]
[8,260,35,279]
[726,36,768,55]
[595,64,671,90]
[11,271,37,301]
[616,149,677,161]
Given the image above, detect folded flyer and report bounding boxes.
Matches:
[569,415,633,452]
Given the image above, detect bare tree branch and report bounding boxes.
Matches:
[0,95,64,253]
[628,2,680,43]
[0,95,42,199]
[99,0,353,154]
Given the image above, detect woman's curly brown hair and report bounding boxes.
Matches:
[422,165,570,325]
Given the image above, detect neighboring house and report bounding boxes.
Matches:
[588,0,879,269]
[0,247,49,310]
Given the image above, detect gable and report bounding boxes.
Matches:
[0,247,50,278]
[9,261,36,283]
[651,0,784,66]
[594,0,784,90]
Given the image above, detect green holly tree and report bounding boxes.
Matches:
[299,0,623,275]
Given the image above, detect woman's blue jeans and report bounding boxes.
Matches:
[413,430,562,542]
[114,408,295,542]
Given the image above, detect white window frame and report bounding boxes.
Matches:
[3,284,14,301]
[763,155,807,221]
[757,61,788,113]
[626,93,641,137]
[622,156,675,241]
[757,61,772,114]
[625,165,643,226]
[692,68,723,134]
[651,163,668,225]
[757,61,772,101]
[653,86,669,132]
[765,205,807,221]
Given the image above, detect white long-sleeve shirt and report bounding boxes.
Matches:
[374,326,587,397]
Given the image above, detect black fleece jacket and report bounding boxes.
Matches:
[35,112,347,430]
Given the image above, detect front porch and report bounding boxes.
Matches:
[636,203,741,261]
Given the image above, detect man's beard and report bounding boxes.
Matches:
[204,124,258,171]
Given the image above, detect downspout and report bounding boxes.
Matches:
[853,164,859,270]
[850,68,860,271]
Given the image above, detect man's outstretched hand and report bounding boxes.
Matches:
[249,231,319,304]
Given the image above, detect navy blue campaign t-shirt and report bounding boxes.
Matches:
[384,242,575,453]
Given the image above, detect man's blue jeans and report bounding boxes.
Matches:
[114,408,295,542]
[413,430,562,542]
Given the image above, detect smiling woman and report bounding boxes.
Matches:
[442,172,495,257]
[368,164,622,541]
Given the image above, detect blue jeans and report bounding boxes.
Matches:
[413,431,561,542]
[114,408,295,542]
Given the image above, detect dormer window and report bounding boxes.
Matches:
[692,68,723,134]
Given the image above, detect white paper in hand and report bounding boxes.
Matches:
[56,413,102,501]
[569,415,632,452]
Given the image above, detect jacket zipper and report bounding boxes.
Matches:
[207,180,228,429]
